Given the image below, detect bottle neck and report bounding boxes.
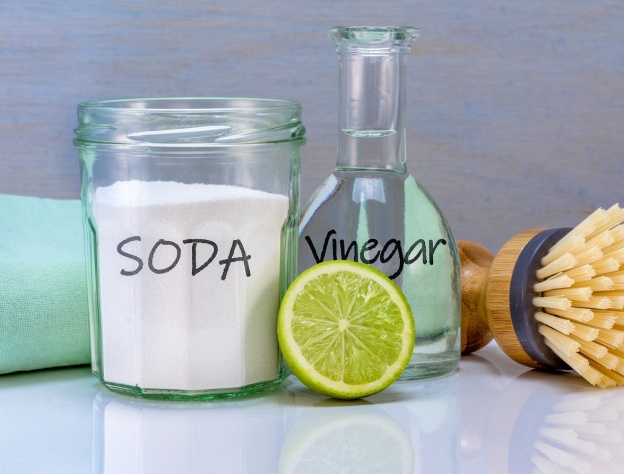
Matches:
[336,52,407,172]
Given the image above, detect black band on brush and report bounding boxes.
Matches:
[510,227,573,370]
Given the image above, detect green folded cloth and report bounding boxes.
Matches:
[0,194,90,374]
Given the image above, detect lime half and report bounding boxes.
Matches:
[278,260,415,399]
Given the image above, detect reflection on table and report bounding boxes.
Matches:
[1,341,623,473]
[0,366,460,473]
[92,374,459,473]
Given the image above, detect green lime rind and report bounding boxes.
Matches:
[278,260,415,400]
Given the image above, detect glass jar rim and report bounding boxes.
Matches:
[74,97,305,148]
[77,97,301,113]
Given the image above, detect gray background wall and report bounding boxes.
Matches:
[1,1,622,252]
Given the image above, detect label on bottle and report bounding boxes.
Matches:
[302,229,447,280]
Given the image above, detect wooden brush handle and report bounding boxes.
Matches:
[458,230,550,368]
[458,240,494,354]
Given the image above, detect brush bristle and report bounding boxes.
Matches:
[534,204,624,388]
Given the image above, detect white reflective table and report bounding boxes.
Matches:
[1,342,622,473]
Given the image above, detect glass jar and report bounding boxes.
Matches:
[299,27,460,380]
[75,98,305,400]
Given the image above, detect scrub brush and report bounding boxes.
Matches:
[459,204,624,388]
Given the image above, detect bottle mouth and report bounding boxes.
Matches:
[329,26,419,54]
[74,97,305,148]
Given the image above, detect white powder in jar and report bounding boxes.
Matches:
[94,180,289,391]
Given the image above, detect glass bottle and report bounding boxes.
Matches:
[299,27,460,380]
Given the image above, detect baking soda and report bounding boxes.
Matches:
[94,180,289,391]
